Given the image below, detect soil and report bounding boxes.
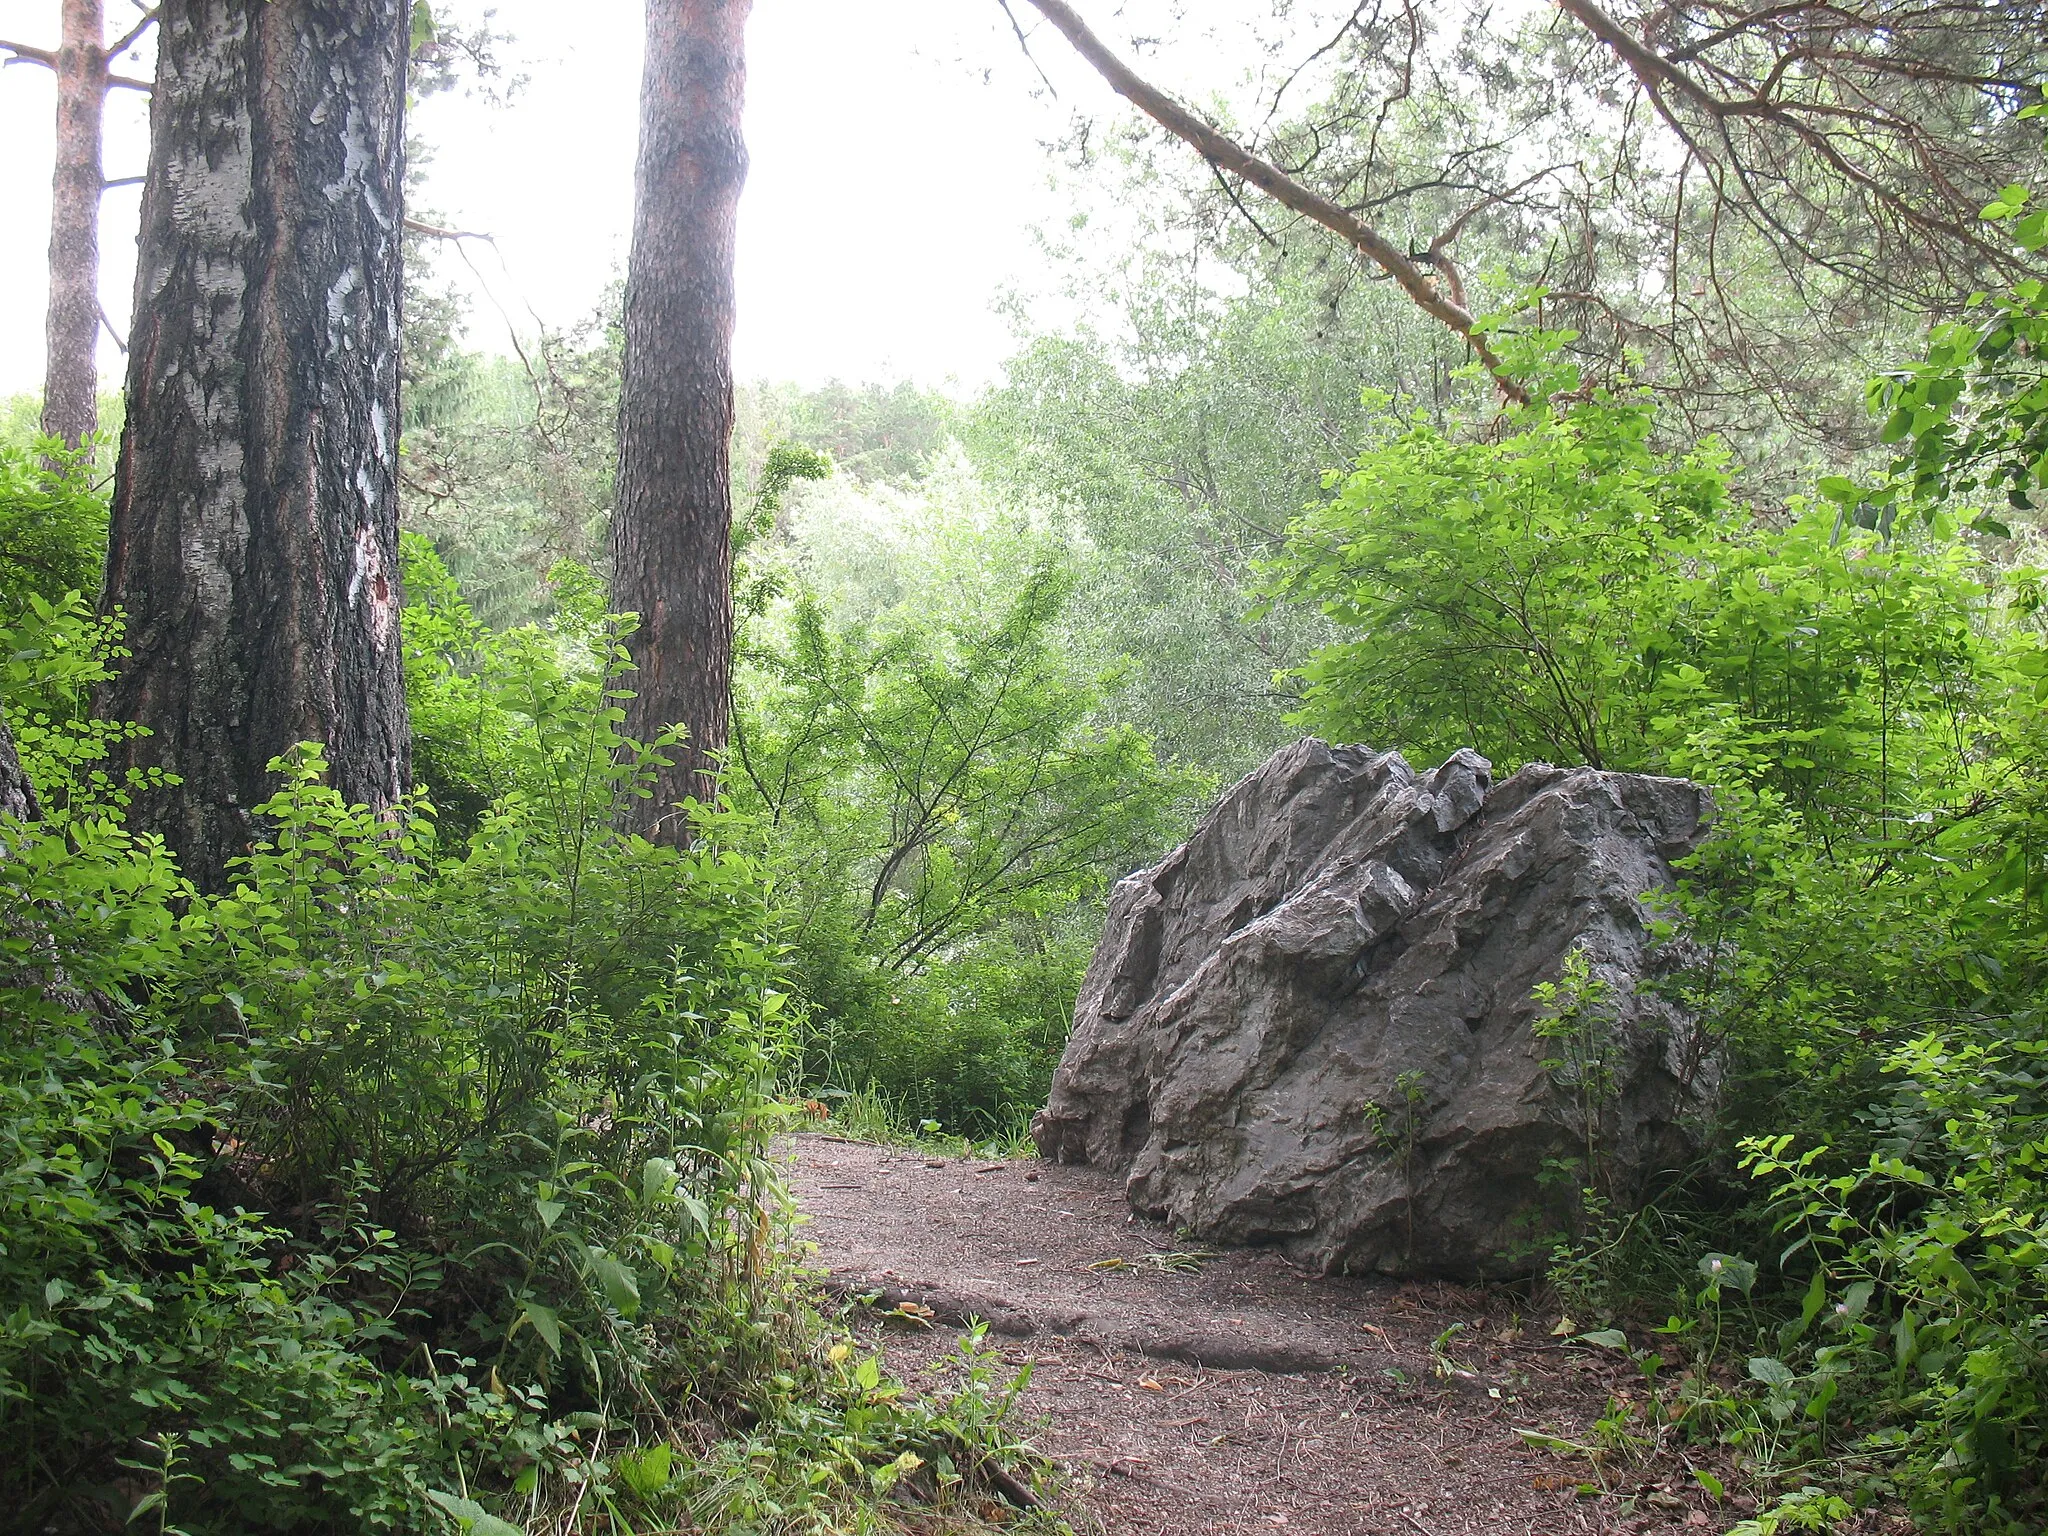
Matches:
[785,1133,1743,1536]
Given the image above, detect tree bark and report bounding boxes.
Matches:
[612,0,753,834]
[0,711,39,828]
[100,0,411,892]
[42,0,109,450]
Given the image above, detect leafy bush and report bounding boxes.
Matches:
[1868,146,2047,522]
[1263,265,2048,1524]
[1263,382,1993,822]
[0,438,107,616]
[1263,386,1737,770]
[734,560,1198,1131]
[0,580,1045,1532]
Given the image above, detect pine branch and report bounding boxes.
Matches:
[1016,0,1528,405]
[0,39,58,69]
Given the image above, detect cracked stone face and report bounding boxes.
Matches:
[1034,739,1718,1280]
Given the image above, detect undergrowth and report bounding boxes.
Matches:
[0,566,1058,1534]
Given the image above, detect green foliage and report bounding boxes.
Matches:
[968,267,1415,785]
[736,559,1197,1131]
[1257,272,2048,1522]
[1532,949,1622,1195]
[401,308,622,628]
[398,532,520,835]
[1869,158,2048,524]
[0,438,107,615]
[1743,1022,2048,1532]
[0,582,1044,1532]
[1266,384,1998,842]
[2,590,176,826]
[740,379,957,488]
[0,1017,471,1533]
[1264,388,1738,770]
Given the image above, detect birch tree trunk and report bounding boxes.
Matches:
[612,0,753,833]
[100,0,411,891]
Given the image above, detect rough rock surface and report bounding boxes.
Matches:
[1033,739,1715,1279]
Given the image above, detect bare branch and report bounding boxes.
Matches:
[1207,161,1280,247]
[105,8,158,62]
[106,72,151,91]
[98,301,127,355]
[101,174,144,190]
[1016,0,1529,404]
[403,215,496,242]
[0,39,58,69]
[993,0,1059,98]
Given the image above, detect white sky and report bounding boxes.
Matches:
[0,0,1144,399]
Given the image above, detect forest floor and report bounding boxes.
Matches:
[785,1133,1758,1536]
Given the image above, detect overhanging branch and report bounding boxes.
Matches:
[1016,0,1530,405]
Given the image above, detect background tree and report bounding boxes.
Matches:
[100,0,411,890]
[0,2,155,449]
[612,0,753,829]
[1013,0,2046,451]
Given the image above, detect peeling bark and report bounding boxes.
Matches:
[101,0,410,891]
[612,0,753,832]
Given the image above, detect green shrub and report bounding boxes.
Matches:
[0,439,107,616]
[0,581,1050,1532]
[1262,383,1737,771]
[734,561,1198,1132]
[1262,280,2048,1526]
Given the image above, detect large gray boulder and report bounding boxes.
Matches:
[1033,740,1715,1279]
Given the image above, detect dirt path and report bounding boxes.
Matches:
[786,1134,1728,1536]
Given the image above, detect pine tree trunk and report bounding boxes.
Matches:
[42,0,108,450]
[100,0,411,892]
[612,0,753,834]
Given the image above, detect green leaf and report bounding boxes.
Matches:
[1780,1266,1826,1351]
[1839,1280,1874,1321]
[1748,1356,1795,1389]
[615,1443,673,1499]
[534,1198,564,1230]
[587,1252,641,1319]
[426,1489,526,1536]
[125,1490,167,1525]
[1693,1468,1725,1501]
[640,1157,677,1206]
[1698,1252,1757,1296]
[1803,1374,1839,1419]
[511,1302,561,1358]
[1514,1428,1592,1455]
[676,1192,711,1235]
[1577,1329,1631,1352]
